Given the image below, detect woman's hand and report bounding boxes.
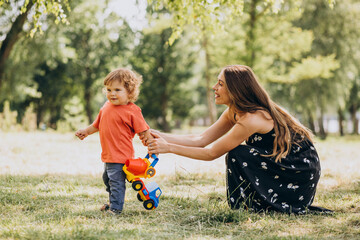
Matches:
[147,132,170,155]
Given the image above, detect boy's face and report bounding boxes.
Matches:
[106,80,129,106]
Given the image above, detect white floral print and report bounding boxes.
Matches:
[282,202,289,209]
[261,162,267,170]
[303,158,310,164]
[287,183,299,190]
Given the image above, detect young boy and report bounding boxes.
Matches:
[75,68,152,215]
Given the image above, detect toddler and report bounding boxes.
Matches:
[75,68,152,215]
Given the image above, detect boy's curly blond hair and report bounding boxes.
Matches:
[103,68,143,102]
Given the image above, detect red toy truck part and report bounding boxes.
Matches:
[123,154,159,183]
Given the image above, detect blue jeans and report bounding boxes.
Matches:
[103,163,126,211]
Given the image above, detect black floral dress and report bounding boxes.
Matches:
[226,129,329,214]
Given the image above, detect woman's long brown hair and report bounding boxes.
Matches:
[222,65,313,162]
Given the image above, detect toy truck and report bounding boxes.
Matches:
[123,154,162,210]
[123,154,159,191]
[136,181,162,210]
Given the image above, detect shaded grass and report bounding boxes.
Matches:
[0,173,359,240]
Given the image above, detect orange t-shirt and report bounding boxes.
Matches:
[92,101,149,163]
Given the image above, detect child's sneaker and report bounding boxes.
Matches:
[107,208,122,215]
[100,203,110,212]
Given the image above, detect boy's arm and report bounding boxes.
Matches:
[138,129,153,146]
[75,125,99,140]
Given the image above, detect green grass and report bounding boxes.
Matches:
[0,132,360,239]
[0,172,359,240]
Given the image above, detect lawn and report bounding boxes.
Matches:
[0,131,359,239]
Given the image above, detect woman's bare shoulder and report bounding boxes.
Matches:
[237,110,273,134]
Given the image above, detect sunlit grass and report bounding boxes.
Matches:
[0,173,359,239]
[0,131,359,239]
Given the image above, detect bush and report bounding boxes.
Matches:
[0,101,20,131]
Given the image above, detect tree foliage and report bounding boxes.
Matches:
[295,0,360,135]
[63,0,135,124]
[0,0,135,130]
[0,0,70,89]
[0,0,70,36]
[131,15,196,131]
[148,0,335,45]
[1,0,359,137]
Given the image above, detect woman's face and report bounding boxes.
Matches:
[212,71,231,106]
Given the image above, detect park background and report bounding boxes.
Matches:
[0,0,359,239]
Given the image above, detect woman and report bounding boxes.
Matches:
[146,65,329,214]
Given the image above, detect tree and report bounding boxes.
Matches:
[148,0,336,45]
[296,0,360,135]
[0,9,77,128]
[0,0,69,89]
[131,15,196,131]
[1,0,135,128]
[64,0,135,123]
[200,28,217,125]
[198,0,339,138]
[32,61,73,128]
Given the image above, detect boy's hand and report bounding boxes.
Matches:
[138,129,154,146]
[138,131,149,146]
[75,129,88,140]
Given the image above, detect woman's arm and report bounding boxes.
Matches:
[148,124,251,161]
[148,111,273,161]
[153,109,234,147]
[148,122,254,161]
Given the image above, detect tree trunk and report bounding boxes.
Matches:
[159,97,170,132]
[318,108,327,139]
[202,33,217,125]
[307,109,316,133]
[337,107,345,136]
[0,1,34,88]
[245,0,259,68]
[49,106,61,129]
[84,67,93,124]
[159,31,170,132]
[349,104,359,135]
[35,99,44,129]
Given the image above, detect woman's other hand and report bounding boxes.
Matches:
[139,129,162,146]
[147,132,170,155]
